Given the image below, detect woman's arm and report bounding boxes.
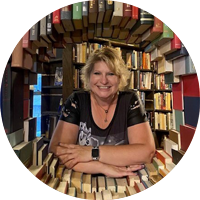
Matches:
[49,120,79,155]
[59,121,155,168]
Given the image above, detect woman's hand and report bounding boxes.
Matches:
[102,164,140,178]
[56,143,92,168]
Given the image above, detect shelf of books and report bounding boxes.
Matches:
[1,1,199,198]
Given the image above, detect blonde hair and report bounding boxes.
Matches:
[80,46,131,91]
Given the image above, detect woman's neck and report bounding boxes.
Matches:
[90,91,118,107]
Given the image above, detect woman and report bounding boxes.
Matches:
[49,46,155,177]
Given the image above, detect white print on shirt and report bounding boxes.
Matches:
[79,122,99,146]
[130,100,140,110]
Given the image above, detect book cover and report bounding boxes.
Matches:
[124,6,138,29]
[54,67,63,86]
[89,0,98,24]
[52,9,65,34]
[24,117,37,142]
[22,31,37,55]
[184,96,200,128]
[182,74,200,97]
[7,129,24,148]
[40,16,52,43]
[32,137,44,166]
[173,56,186,76]
[97,0,105,23]
[72,3,83,30]
[61,5,74,31]
[82,1,89,27]
[104,0,114,22]
[173,109,185,132]
[180,125,195,152]
[110,1,123,26]
[172,78,184,110]
[1,66,23,134]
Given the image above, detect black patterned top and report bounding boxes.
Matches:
[59,90,147,146]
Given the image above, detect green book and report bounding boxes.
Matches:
[156,24,174,46]
[72,3,83,30]
[174,110,185,132]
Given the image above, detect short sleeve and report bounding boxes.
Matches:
[127,92,148,127]
[59,92,80,125]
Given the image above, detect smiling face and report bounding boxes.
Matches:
[89,61,120,101]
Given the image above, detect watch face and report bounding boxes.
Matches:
[92,148,99,158]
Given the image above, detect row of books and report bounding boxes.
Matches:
[155,74,172,90]
[28,148,178,199]
[155,112,173,131]
[154,92,171,111]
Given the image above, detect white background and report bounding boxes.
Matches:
[0,0,199,199]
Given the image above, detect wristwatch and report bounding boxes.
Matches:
[92,146,99,160]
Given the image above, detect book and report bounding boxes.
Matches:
[173,109,185,132]
[70,171,83,193]
[144,163,158,177]
[43,152,54,174]
[48,177,60,189]
[92,177,97,192]
[159,168,169,177]
[173,56,186,76]
[124,6,138,29]
[134,182,146,193]
[52,9,65,34]
[152,157,165,171]
[49,158,59,178]
[97,176,106,192]
[111,192,126,199]
[11,39,23,68]
[82,173,92,193]
[7,129,24,148]
[28,164,46,179]
[148,174,163,185]
[54,67,63,86]
[102,190,112,200]
[157,57,173,74]
[129,9,154,36]
[182,74,199,97]
[172,79,184,110]
[164,72,180,84]
[46,13,59,42]
[150,47,162,62]
[40,173,52,184]
[95,192,103,200]
[156,23,174,47]
[56,181,68,194]
[97,0,105,23]
[77,192,85,199]
[62,168,72,183]
[156,149,172,165]
[40,16,51,44]
[138,168,148,181]
[115,178,128,193]
[142,16,163,42]
[24,117,36,142]
[89,0,98,24]
[126,186,137,196]
[185,56,196,74]
[169,129,181,150]
[61,5,74,31]
[171,149,185,165]
[104,0,114,23]
[82,1,89,27]
[163,138,179,156]
[13,141,33,166]
[180,125,195,152]
[102,22,113,38]
[166,162,176,172]
[86,192,95,200]
[22,31,37,55]
[67,187,76,197]
[165,43,188,61]
[72,3,83,30]
[119,4,132,28]
[127,175,140,186]
[38,144,48,166]
[110,2,123,26]
[105,177,116,192]
[32,137,44,166]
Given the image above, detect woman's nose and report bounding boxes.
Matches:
[100,74,108,84]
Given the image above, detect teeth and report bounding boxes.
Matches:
[98,86,109,89]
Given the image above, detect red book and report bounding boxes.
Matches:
[23,99,30,120]
[171,34,181,50]
[151,17,163,33]
[120,4,132,27]
[180,125,195,152]
[182,74,200,97]
[132,6,138,19]
[52,9,65,33]
[172,78,184,110]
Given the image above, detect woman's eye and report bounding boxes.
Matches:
[94,72,100,75]
[108,73,115,76]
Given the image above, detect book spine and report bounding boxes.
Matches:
[171,34,181,49]
[11,39,23,68]
[73,3,82,19]
[82,1,88,16]
[123,3,132,17]
[98,0,105,12]
[46,14,52,35]
[152,17,163,32]
[53,9,61,24]
[132,6,138,19]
